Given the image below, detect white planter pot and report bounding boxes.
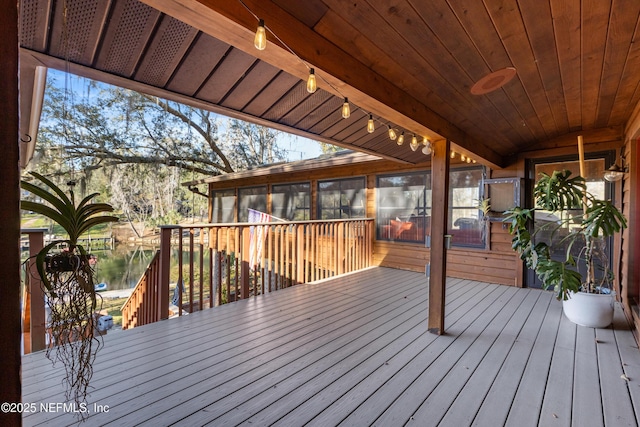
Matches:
[562,291,614,328]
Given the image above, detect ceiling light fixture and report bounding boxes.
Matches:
[471,67,517,95]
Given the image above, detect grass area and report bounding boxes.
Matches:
[21,213,114,238]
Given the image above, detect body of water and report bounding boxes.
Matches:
[92,244,158,290]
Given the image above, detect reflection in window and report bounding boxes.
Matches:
[238,186,267,222]
[449,168,485,247]
[376,172,431,243]
[271,182,310,220]
[211,189,236,223]
[375,167,486,248]
[317,178,365,219]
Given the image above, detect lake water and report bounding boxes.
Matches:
[91,244,159,290]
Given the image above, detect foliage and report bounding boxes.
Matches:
[33,73,291,230]
[20,171,118,418]
[504,170,626,300]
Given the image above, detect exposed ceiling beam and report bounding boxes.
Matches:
[141,0,506,169]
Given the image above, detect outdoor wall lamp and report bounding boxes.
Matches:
[604,156,628,182]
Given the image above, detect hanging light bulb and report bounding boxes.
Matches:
[254,19,267,50]
[466,157,472,163]
[422,142,432,155]
[367,114,375,133]
[472,159,477,163]
[450,151,456,159]
[397,132,404,145]
[341,98,350,119]
[388,126,397,140]
[410,135,419,151]
[307,68,317,93]
[460,154,466,162]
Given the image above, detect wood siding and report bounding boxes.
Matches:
[204,140,628,289]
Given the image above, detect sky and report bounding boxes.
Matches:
[46,69,327,162]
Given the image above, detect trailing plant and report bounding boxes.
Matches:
[21,171,118,418]
[504,170,626,300]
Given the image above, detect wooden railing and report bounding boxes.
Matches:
[121,251,161,330]
[122,218,373,329]
[21,228,47,353]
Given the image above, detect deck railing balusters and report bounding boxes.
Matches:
[122,219,373,328]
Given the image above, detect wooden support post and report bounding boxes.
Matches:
[159,227,172,320]
[0,2,22,423]
[428,139,451,335]
[27,230,46,352]
[241,227,250,299]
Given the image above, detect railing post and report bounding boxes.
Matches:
[23,229,47,352]
[159,226,172,321]
[241,226,250,299]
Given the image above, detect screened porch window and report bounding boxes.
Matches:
[211,189,236,223]
[317,178,365,219]
[238,186,267,222]
[376,172,431,243]
[271,182,310,220]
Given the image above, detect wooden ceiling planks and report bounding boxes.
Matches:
[18,0,640,170]
[580,0,611,129]
[596,0,640,127]
[93,1,161,78]
[549,0,583,132]
[166,34,231,97]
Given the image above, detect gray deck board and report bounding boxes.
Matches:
[21,267,640,427]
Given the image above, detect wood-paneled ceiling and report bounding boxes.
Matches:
[19,0,640,169]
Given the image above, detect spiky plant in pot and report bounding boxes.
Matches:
[21,171,118,418]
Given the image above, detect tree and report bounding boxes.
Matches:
[31,73,288,228]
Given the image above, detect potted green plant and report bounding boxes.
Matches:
[504,169,626,328]
[21,171,118,416]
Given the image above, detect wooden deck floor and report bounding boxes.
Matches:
[22,267,640,426]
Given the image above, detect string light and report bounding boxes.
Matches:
[254,19,266,50]
[410,135,419,151]
[341,98,350,119]
[307,68,317,93]
[388,126,397,140]
[367,115,375,133]
[450,151,456,159]
[239,0,476,163]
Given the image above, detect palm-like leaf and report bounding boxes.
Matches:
[534,170,585,211]
[21,172,118,246]
[535,258,582,300]
[584,199,627,238]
